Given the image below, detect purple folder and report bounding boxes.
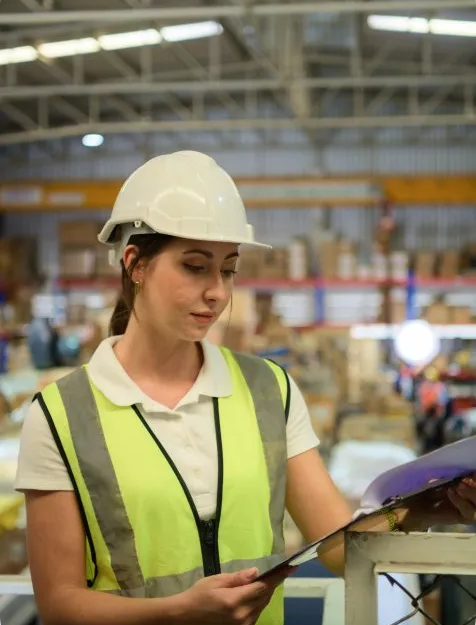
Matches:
[361,434,476,509]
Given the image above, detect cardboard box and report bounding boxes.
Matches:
[462,242,476,274]
[95,246,121,278]
[337,251,357,280]
[390,300,407,324]
[415,251,436,278]
[0,238,37,281]
[338,240,356,255]
[378,300,406,323]
[259,248,288,279]
[59,249,96,278]
[237,249,264,279]
[450,306,473,324]
[439,250,460,278]
[59,221,100,248]
[318,239,338,278]
[425,302,450,324]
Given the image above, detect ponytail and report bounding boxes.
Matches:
[109,294,131,336]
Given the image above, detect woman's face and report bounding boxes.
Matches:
[131,238,239,341]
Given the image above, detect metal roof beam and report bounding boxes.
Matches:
[1,102,37,131]
[49,97,89,124]
[0,1,474,25]
[2,74,476,100]
[0,112,474,146]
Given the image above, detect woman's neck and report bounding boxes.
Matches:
[113,318,203,386]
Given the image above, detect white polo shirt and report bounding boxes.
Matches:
[15,337,319,520]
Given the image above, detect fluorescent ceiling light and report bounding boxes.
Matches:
[368,15,476,38]
[367,15,411,32]
[0,20,223,65]
[161,20,223,42]
[99,28,161,51]
[38,37,100,58]
[367,15,429,33]
[408,18,430,34]
[82,133,104,148]
[0,45,38,65]
[431,18,476,37]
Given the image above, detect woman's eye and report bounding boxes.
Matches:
[184,264,205,273]
[222,269,238,279]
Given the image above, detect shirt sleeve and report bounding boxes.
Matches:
[285,374,320,459]
[14,399,73,492]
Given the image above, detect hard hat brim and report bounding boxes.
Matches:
[97,219,272,250]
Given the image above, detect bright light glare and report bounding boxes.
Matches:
[0,21,224,65]
[408,18,430,34]
[367,15,410,32]
[431,18,476,37]
[368,15,476,38]
[160,21,223,42]
[394,320,440,366]
[82,133,104,148]
[39,37,100,58]
[0,45,38,65]
[99,29,161,51]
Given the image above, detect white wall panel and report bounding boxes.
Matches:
[2,126,476,181]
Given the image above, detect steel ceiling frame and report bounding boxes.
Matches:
[1,1,475,24]
[1,114,475,147]
[1,2,475,146]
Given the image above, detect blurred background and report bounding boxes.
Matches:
[0,1,476,623]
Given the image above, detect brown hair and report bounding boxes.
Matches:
[109,232,173,336]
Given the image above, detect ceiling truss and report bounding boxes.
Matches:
[0,2,475,146]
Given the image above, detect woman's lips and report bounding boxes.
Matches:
[191,312,215,324]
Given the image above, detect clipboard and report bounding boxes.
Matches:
[256,470,472,581]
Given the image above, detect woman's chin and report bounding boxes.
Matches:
[181,326,210,341]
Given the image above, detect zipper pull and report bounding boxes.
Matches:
[204,519,215,545]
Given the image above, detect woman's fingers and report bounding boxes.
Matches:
[448,489,476,522]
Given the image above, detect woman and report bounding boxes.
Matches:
[15,151,476,625]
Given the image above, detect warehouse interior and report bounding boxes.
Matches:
[0,1,476,624]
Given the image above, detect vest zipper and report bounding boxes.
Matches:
[132,401,224,579]
[201,519,219,577]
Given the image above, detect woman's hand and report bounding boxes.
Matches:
[447,475,476,524]
[182,566,294,625]
[397,475,476,532]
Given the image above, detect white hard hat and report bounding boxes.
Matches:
[98,150,270,265]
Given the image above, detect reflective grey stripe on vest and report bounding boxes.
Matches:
[56,368,145,593]
[107,555,284,598]
[56,357,287,596]
[231,351,287,556]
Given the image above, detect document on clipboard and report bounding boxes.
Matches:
[257,435,476,581]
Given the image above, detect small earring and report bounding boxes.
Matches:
[134,281,141,297]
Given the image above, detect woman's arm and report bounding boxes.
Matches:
[285,448,416,577]
[285,448,352,577]
[26,490,187,625]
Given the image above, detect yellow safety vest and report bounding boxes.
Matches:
[38,347,290,625]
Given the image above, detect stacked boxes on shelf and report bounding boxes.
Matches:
[58,220,120,279]
[237,227,476,283]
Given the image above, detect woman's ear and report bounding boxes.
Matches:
[123,245,142,281]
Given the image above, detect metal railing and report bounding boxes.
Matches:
[345,531,476,625]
